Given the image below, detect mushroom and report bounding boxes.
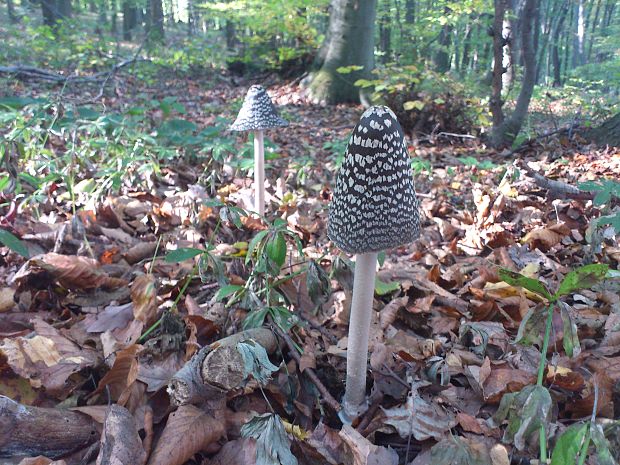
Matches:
[328,105,421,419]
[230,85,288,216]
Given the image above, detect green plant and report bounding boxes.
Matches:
[579,179,620,251]
[351,65,489,136]
[496,264,612,463]
[217,217,304,331]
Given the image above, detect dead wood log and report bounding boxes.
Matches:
[0,395,99,459]
[167,328,278,406]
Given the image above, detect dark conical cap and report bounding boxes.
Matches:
[328,106,420,254]
[230,85,289,131]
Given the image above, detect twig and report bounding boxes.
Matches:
[515,160,594,201]
[269,322,342,412]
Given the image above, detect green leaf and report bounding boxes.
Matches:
[336,65,364,74]
[0,229,29,258]
[560,303,580,358]
[515,306,549,346]
[268,306,297,332]
[403,100,425,111]
[265,233,287,269]
[164,247,203,263]
[237,340,279,385]
[495,385,553,451]
[430,436,491,465]
[243,307,269,329]
[590,422,616,465]
[374,278,400,296]
[556,264,609,298]
[498,268,552,300]
[550,422,589,465]
[241,413,298,465]
[306,260,331,312]
[246,230,269,265]
[215,284,243,301]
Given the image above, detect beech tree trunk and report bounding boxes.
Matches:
[490,0,539,147]
[307,0,378,105]
[149,0,164,41]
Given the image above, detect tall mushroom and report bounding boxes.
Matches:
[328,105,421,419]
[230,85,288,216]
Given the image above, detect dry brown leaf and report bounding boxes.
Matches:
[339,424,398,465]
[94,344,140,403]
[483,368,535,403]
[522,223,570,251]
[0,287,15,312]
[17,458,68,465]
[96,405,146,465]
[131,274,158,325]
[382,392,457,441]
[147,405,226,465]
[0,319,99,395]
[207,438,256,465]
[13,253,127,290]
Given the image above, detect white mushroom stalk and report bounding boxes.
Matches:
[230,85,288,216]
[328,106,421,420]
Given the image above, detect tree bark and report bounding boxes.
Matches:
[7,0,18,22]
[490,0,539,147]
[306,0,378,105]
[490,0,508,128]
[122,0,137,40]
[149,0,164,41]
[571,0,585,67]
[551,0,569,87]
[433,6,453,73]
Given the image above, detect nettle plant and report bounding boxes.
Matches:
[495,264,617,464]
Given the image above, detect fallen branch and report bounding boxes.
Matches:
[515,160,594,201]
[167,328,279,407]
[0,395,99,459]
[0,56,146,86]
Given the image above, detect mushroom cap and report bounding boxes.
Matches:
[229,85,289,131]
[328,106,420,254]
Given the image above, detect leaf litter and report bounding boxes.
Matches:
[0,73,618,465]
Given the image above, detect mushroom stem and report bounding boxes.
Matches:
[253,130,265,215]
[342,251,378,418]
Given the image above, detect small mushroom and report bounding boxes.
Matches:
[230,85,288,216]
[328,105,420,419]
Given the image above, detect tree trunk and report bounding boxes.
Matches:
[490,0,508,128]
[57,0,71,19]
[433,7,453,73]
[40,0,58,26]
[149,0,164,41]
[7,0,18,22]
[586,112,620,147]
[586,0,602,62]
[490,0,539,147]
[307,0,378,105]
[551,0,569,87]
[379,4,391,63]
[571,0,585,67]
[122,0,137,40]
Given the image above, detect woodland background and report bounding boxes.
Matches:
[0,1,619,465]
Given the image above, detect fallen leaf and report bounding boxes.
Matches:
[147,405,226,465]
[96,405,146,465]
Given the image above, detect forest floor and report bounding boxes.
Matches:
[1,68,620,465]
